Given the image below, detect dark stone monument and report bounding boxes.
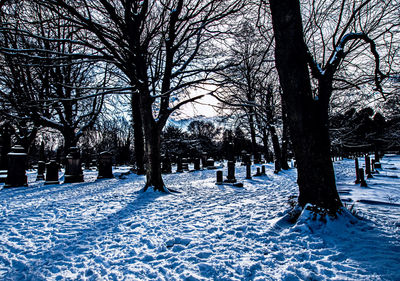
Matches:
[97,151,114,179]
[162,154,172,174]
[64,147,84,183]
[36,161,46,181]
[206,158,216,169]
[5,145,28,188]
[225,161,237,183]
[246,163,252,179]
[176,157,183,173]
[254,167,261,177]
[261,165,266,175]
[193,158,200,170]
[355,158,360,184]
[359,168,367,187]
[45,160,60,185]
[216,170,223,185]
[365,156,373,178]
[201,152,208,169]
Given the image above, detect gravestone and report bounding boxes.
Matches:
[246,163,252,179]
[193,158,200,170]
[206,158,216,169]
[365,156,373,178]
[261,165,266,175]
[225,161,236,183]
[45,160,60,185]
[359,168,367,187]
[97,151,114,179]
[36,161,46,181]
[162,154,172,174]
[176,157,183,173]
[201,152,208,169]
[5,145,28,188]
[254,167,261,177]
[216,170,223,185]
[64,147,84,183]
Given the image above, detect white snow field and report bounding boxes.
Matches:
[0,155,399,280]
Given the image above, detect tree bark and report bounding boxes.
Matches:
[140,97,166,192]
[62,128,78,155]
[269,0,342,212]
[269,125,282,173]
[131,93,145,175]
[280,100,290,170]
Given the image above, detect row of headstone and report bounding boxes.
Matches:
[354,155,382,187]
[215,161,270,187]
[1,146,114,188]
[162,154,216,174]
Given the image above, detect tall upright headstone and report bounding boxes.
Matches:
[216,170,223,185]
[64,147,84,183]
[162,154,172,174]
[225,160,236,183]
[246,163,252,179]
[5,145,28,188]
[36,161,46,181]
[97,151,113,179]
[359,168,367,187]
[45,160,60,185]
[176,157,183,173]
[193,158,200,170]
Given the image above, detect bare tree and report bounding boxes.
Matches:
[0,2,108,153]
[36,0,244,192]
[266,0,397,212]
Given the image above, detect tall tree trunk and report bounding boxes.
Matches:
[280,100,290,170]
[269,125,282,173]
[248,111,257,156]
[131,93,145,175]
[269,0,342,211]
[261,130,273,162]
[63,129,77,155]
[140,98,166,192]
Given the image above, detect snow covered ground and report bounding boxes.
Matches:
[0,155,399,280]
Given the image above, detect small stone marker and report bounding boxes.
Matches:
[216,170,223,185]
[97,151,113,179]
[5,145,28,188]
[246,163,252,179]
[206,158,216,169]
[45,160,60,185]
[355,158,360,184]
[225,161,237,183]
[261,165,266,175]
[36,161,46,181]
[64,147,84,183]
[359,168,367,187]
[254,167,261,177]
